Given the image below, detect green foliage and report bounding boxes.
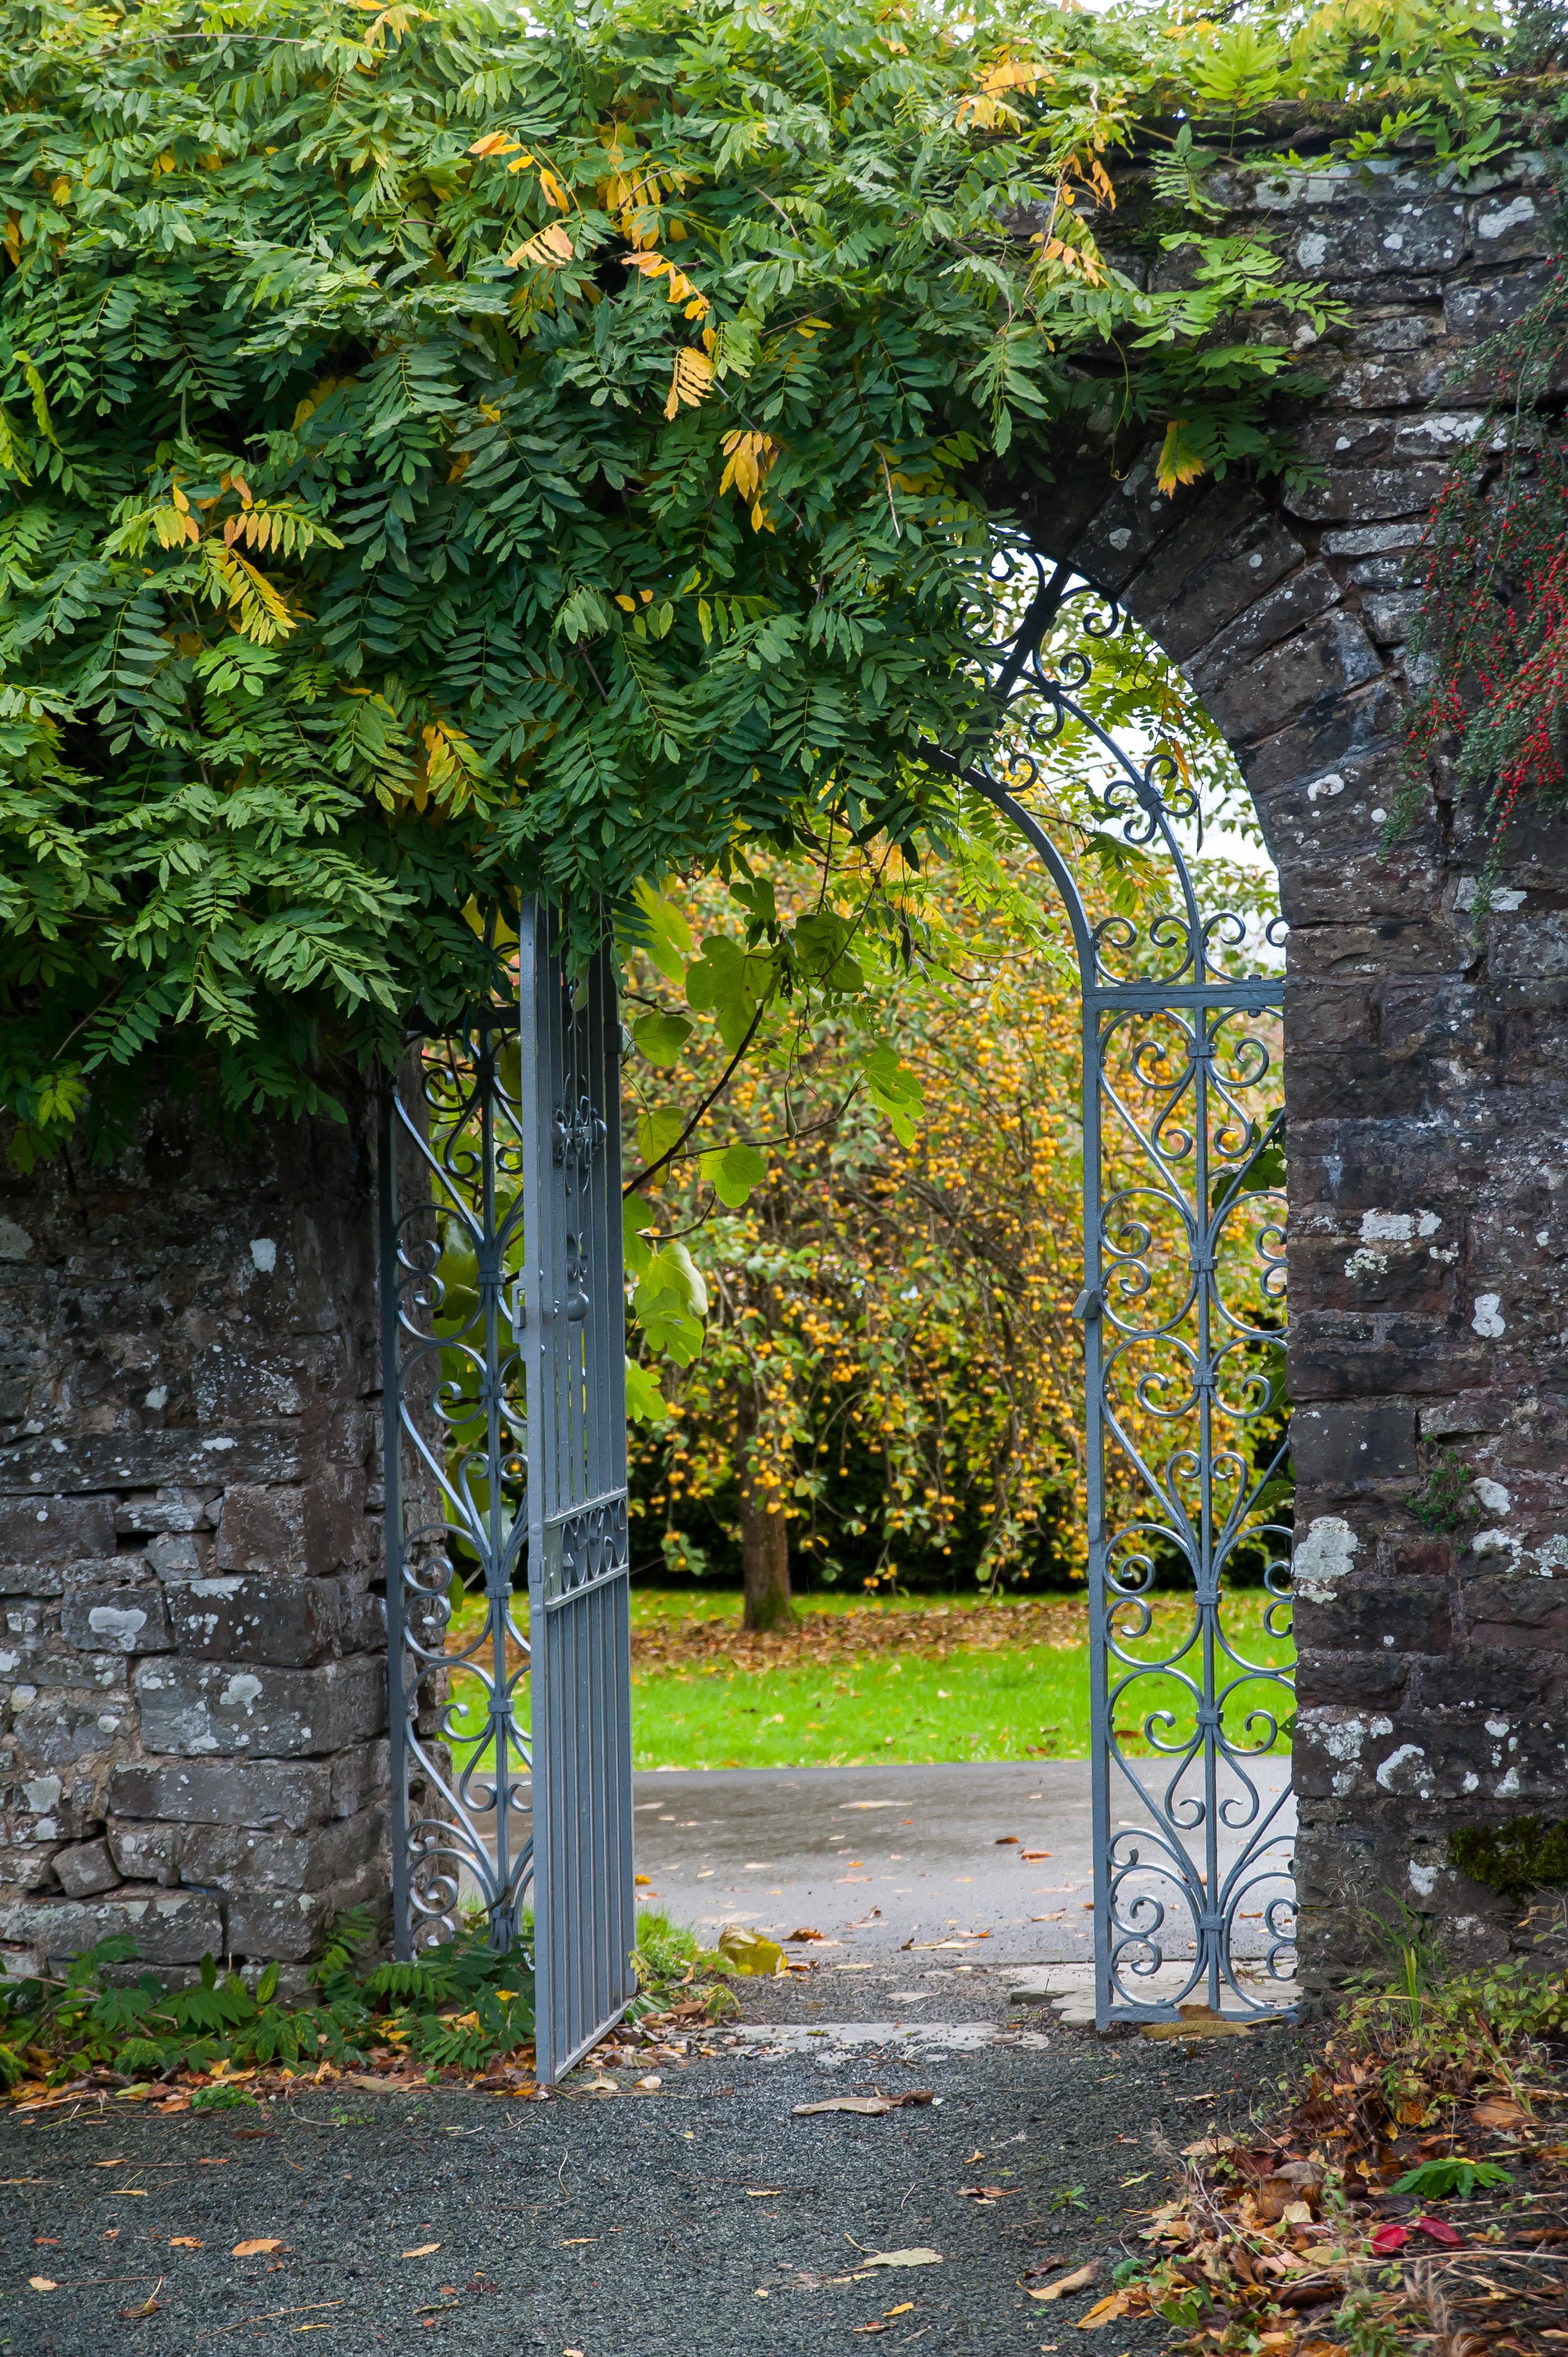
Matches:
[1389,2154,1513,2199]
[1410,1448,1477,1532]
[0,1916,537,2089]
[0,0,1516,1160]
[1450,1813,1568,1901]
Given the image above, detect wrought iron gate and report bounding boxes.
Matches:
[379,903,635,2082]
[926,561,1297,2026]
[378,568,1293,2066]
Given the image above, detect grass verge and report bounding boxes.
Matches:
[445,1587,1294,1771]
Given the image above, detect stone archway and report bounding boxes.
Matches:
[999,150,1565,1997]
[2,148,1563,2001]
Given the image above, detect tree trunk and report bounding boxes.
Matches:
[737,1400,793,1632]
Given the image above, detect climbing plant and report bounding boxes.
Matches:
[0,0,1525,1166]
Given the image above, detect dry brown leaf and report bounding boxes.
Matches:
[168,2236,203,2249]
[29,2276,58,2292]
[1473,2096,1528,2129]
[957,2184,1013,2201]
[233,2238,285,2257]
[117,2281,163,2322]
[1075,2288,1131,2329]
[861,2248,942,2269]
[1027,2258,1102,2302]
[401,2242,441,2257]
[794,2096,895,2117]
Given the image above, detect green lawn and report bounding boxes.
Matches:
[441,1587,1293,1772]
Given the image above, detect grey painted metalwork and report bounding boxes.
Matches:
[379,902,634,2081]
[925,557,1296,2028]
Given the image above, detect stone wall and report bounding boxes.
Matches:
[1007,150,1568,1992]
[5,150,1567,1998]
[0,1087,388,1978]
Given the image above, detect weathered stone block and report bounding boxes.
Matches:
[226,1864,385,1964]
[53,1838,119,1898]
[115,1489,216,1537]
[180,1805,383,1894]
[60,1589,173,1655]
[106,1820,180,1887]
[146,1532,206,1581]
[1291,1402,1420,1494]
[8,1695,132,1769]
[168,1574,347,1668]
[1201,611,1383,745]
[0,1887,223,1969]
[0,1496,116,1563]
[109,1754,334,1831]
[215,1478,358,1579]
[132,1654,385,1759]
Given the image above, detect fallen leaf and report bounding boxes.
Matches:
[634,1872,652,1885]
[787,1927,827,1941]
[117,2281,164,2322]
[1020,1850,1051,1861]
[234,2239,286,2258]
[1472,2096,1528,2130]
[957,2184,1013,2201]
[884,2305,915,2318]
[1414,2214,1463,2246]
[401,2243,441,2257]
[1370,2223,1408,2255]
[93,2158,130,2168]
[795,2096,896,2117]
[1074,2288,1130,2329]
[169,2237,204,2249]
[995,1835,1019,1845]
[1140,2006,1253,2042]
[862,2248,942,2269]
[29,2276,58,2292]
[746,2189,782,2198]
[1027,2260,1102,2302]
[851,2325,894,2337]
[345,2075,408,2096]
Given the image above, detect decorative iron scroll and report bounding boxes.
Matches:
[378,1013,533,1955]
[923,552,1296,2026]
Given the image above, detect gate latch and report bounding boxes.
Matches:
[1072,1287,1102,1322]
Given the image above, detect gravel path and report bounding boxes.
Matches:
[2,1965,1312,2357]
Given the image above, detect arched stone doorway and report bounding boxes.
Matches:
[2,147,1562,2020]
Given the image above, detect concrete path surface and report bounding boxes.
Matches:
[622,1757,1294,1965]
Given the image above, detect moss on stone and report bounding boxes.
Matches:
[1448,1816,1568,1902]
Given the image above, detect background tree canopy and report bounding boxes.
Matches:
[0,0,1515,1161]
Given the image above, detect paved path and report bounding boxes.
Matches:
[624,1757,1294,1965]
[2,1958,1313,2357]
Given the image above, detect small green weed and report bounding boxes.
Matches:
[1049,2183,1089,2212]
[1389,2156,1512,2200]
[188,2083,260,2112]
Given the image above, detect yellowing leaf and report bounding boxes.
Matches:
[1156,417,1209,493]
[664,347,714,421]
[468,131,525,159]
[538,165,571,210]
[506,222,574,270]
